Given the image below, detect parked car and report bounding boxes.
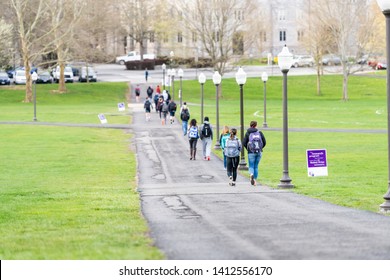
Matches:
[53,66,74,83]
[7,67,37,78]
[14,70,27,85]
[79,66,97,82]
[322,54,341,65]
[292,55,314,68]
[36,71,53,84]
[0,72,11,85]
[368,58,387,70]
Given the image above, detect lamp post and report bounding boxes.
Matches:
[167,69,172,93]
[198,72,206,122]
[171,68,176,101]
[170,51,174,68]
[213,71,222,150]
[236,67,248,170]
[178,68,183,107]
[162,63,166,90]
[277,45,294,189]
[31,71,38,121]
[376,0,390,212]
[261,72,269,128]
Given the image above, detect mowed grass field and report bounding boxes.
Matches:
[0,73,388,259]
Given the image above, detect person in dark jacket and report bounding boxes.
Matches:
[242,121,266,186]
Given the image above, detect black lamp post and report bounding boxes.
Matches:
[261,72,268,128]
[376,0,390,212]
[236,67,248,170]
[162,63,166,90]
[277,45,294,189]
[171,68,176,101]
[31,71,38,121]
[213,71,222,150]
[178,68,183,108]
[198,72,206,122]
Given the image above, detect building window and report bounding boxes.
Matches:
[235,10,244,21]
[297,30,304,41]
[178,32,183,43]
[278,10,286,21]
[260,31,267,42]
[150,32,155,43]
[279,30,286,42]
[233,32,244,55]
[192,32,197,43]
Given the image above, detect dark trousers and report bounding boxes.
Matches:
[227,156,240,181]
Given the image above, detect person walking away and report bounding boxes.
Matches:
[162,90,168,102]
[156,85,161,95]
[200,116,213,160]
[180,102,190,136]
[161,100,169,125]
[153,93,160,112]
[145,68,149,82]
[242,121,266,186]
[146,86,154,100]
[157,97,164,120]
[168,99,177,124]
[135,84,141,103]
[224,128,241,186]
[219,126,230,170]
[143,97,152,121]
[188,119,200,160]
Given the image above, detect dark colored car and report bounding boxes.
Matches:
[36,72,53,84]
[0,72,11,85]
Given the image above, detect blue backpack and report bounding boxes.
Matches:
[189,126,199,139]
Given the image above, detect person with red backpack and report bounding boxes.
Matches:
[242,121,266,186]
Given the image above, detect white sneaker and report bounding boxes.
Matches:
[229,176,233,186]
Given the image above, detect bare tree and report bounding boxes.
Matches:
[0,18,13,67]
[175,0,257,75]
[314,0,376,101]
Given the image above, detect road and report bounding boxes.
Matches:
[130,83,390,260]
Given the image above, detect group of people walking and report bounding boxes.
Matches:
[137,83,267,187]
[186,115,266,187]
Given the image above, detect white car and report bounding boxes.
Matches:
[53,66,74,83]
[292,55,314,68]
[79,66,97,82]
[14,70,27,85]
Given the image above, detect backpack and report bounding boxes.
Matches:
[154,94,159,103]
[224,138,240,158]
[248,131,263,153]
[202,123,211,138]
[188,126,198,138]
[162,102,168,112]
[181,109,190,121]
[172,102,177,111]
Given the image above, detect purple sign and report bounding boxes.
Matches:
[306,149,328,176]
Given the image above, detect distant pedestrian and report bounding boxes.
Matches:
[145,68,149,82]
[224,128,241,186]
[188,119,200,160]
[135,84,141,103]
[219,126,230,170]
[162,90,168,101]
[143,97,152,121]
[161,100,169,125]
[168,99,177,124]
[153,93,160,112]
[243,121,266,186]
[146,86,154,99]
[156,85,161,94]
[157,97,164,119]
[200,116,213,160]
[180,102,190,136]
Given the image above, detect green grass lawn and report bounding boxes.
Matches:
[0,82,163,259]
[0,73,389,259]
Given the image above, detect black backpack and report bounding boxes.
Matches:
[202,123,211,137]
[144,100,151,110]
[181,109,190,121]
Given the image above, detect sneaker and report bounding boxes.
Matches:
[207,156,210,161]
[204,157,207,160]
[250,174,255,186]
[231,182,236,186]
[229,176,233,186]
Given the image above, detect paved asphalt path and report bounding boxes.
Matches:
[130,83,390,260]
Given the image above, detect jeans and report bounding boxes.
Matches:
[182,121,188,136]
[248,152,262,179]
[223,153,227,169]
